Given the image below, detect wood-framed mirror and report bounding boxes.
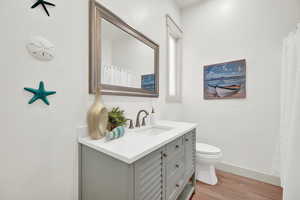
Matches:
[89,0,159,97]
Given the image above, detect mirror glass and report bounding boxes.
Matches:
[100,19,156,91]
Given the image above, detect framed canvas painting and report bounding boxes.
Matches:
[204,59,246,99]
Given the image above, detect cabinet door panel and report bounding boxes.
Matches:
[134,148,164,200]
[166,151,184,179]
[166,169,184,200]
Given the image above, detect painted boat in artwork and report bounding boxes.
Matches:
[216,85,241,97]
[207,84,217,95]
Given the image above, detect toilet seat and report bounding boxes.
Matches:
[196,152,222,164]
[196,143,221,155]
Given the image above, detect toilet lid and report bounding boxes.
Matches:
[196,143,221,155]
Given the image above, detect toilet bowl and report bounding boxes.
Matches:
[196,143,222,185]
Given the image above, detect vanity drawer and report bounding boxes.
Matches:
[166,168,185,200]
[166,151,185,179]
[183,130,195,143]
[166,137,184,159]
[166,150,185,200]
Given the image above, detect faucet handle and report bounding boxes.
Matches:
[126,119,134,129]
[142,116,148,126]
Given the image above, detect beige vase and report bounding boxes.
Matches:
[87,88,108,140]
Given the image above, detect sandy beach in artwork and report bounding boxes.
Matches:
[204,88,246,99]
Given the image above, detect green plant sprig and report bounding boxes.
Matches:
[108,107,127,131]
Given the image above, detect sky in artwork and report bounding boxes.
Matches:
[204,60,246,80]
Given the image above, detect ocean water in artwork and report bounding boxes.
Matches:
[204,60,246,99]
[141,74,155,91]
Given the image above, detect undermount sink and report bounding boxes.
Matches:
[132,125,174,136]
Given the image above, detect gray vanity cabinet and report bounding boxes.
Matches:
[80,129,196,200]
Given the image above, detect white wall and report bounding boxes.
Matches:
[181,0,300,176]
[0,0,181,200]
[0,0,87,200]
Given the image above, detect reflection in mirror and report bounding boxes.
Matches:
[101,19,155,91]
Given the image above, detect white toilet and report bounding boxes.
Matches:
[196,143,222,185]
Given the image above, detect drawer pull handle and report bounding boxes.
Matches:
[163,153,168,157]
[185,138,189,142]
[175,145,179,149]
[175,164,180,168]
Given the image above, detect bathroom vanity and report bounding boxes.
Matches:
[78,121,197,200]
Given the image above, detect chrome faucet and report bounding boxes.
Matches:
[135,110,149,128]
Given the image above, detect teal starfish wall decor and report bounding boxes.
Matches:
[24,81,56,105]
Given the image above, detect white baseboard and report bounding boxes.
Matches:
[216,162,281,186]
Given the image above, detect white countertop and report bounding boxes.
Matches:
[78,120,197,164]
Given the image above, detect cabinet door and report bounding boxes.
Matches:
[134,148,165,200]
[184,130,196,178]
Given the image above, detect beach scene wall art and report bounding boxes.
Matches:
[204,59,246,99]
